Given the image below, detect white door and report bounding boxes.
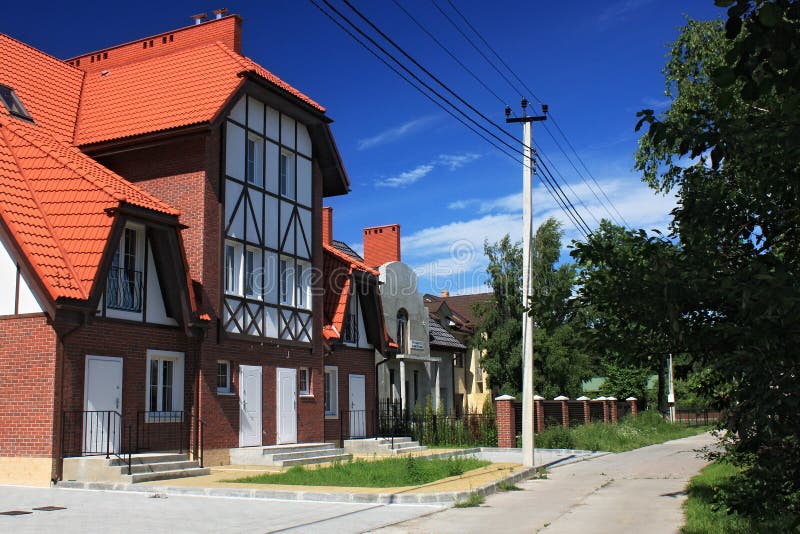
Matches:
[349,374,366,438]
[239,365,262,447]
[83,355,123,454]
[276,368,297,444]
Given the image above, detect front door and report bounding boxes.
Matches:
[276,368,297,444]
[84,355,123,454]
[349,374,366,438]
[239,365,262,447]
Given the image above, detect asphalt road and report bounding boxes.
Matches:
[373,432,716,534]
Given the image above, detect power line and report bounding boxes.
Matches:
[439,0,628,228]
[307,0,591,237]
[322,0,592,235]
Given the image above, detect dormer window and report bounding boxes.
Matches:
[0,84,33,121]
[107,226,144,312]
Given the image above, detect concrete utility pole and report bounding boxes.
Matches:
[506,99,547,467]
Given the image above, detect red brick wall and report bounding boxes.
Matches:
[323,346,376,442]
[0,315,57,457]
[363,224,400,268]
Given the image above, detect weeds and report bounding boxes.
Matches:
[454,493,485,507]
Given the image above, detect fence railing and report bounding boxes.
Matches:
[674,407,721,427]
[377,399,497,447]
[106,267,143,312]
[61,410,205,474]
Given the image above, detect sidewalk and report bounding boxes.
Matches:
[373,432,717,533]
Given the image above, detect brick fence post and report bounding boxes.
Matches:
[495,395,516,448]
[577,396,590,425]
[597,397,610,423]
[554,395,569,428]
[533,395,545,432]
[626,397,638,419]
[608,397,618,423]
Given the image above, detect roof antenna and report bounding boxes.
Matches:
[191,13,208,25]
[214,8,229,19]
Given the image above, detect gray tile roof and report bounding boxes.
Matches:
[428,317,466,350]
[331,239,364,263]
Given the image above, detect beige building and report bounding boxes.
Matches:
[425,292,493,414]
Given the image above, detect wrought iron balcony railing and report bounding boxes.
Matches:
[106,267,143,312]
[342,313,359,344]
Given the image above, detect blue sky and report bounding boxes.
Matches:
[3,0,723,295]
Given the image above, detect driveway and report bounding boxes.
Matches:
[373,432,716,534]
[0,485,443,533]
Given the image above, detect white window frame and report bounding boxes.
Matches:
[299,367,311,396]
[296,259,311,310]
[245,246,262,299]
[324,366,338,418]
[279,256,293,306]
[145,350,184,422]
[224,241,243,296]
[279,149,295,199]
[246,132,264,186]
[217,360,232,394]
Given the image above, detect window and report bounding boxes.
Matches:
[454,353,464,368]
[296,260,310,309]
[396,309,408,354]
[279,257,293,305]
[217,361,231,393]
[413,370,419,403]
[0,84,32,121]
[145,350,184,418]
[245,247,262,298]
[279,150,295,198]
[324,366,338,417]
[299,367,310,396]
[224,241,242,295]
[107,226,143,312]
[245,133,264,185]
[389,369,397,401]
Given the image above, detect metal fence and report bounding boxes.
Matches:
[377,400,497,447]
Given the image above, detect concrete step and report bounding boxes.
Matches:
[108,453,189,467]
[260,443,335,455]
[276,452,352,467]
[127,460,202,475]
[374,437,413,444]
[129,466,210,484]
[392,441,422,449]
[267,447,341,463]
[384,445,428,454]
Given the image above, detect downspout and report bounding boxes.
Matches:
[53,314,86,484]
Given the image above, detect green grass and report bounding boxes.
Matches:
[534,411,708,452]
[498,480,522,491]
[682,461,756,533]
[453,493,485,507]
[229,456,490,488]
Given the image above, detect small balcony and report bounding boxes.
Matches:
[342,313,359,344]
[106,267,143,312]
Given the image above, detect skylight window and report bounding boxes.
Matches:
[0,84,33,121]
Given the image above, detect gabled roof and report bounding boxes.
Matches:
[330,239,364,263]
[428,317,466,351]
[0,113,177,301]
[429,292,493,327]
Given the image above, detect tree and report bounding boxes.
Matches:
[474,219,592,397]
[630,5,800,523]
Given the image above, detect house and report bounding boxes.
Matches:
[355,224,448,415]
[320,207,392,442]
[427,316,465,416]
[424,291,493,413]
[0,12,351,485]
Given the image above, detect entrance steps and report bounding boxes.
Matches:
[62,453,210,484]
[343,437,428,455]
[229,442,352,467]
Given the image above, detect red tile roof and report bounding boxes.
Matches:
[0,114,177,301]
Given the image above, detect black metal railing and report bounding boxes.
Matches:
[342,313,359,344]
[61,410,132,475]
[106,268,143,312]
[341,409,374,439]
[377,399,497,448]
[136,411,187,453]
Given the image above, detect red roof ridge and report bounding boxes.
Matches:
[4,118,178,216]
[323,241,377,275]
[0,32,84,75]
[0,120,87,299]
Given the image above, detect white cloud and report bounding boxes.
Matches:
[374,152,480,188]
[375,164,434,188]
[447,199,477,210]
[357,115,438,150]
[598,0,653,24]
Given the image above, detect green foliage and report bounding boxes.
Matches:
[474,220,593,398]
[408,411,498,448]
[231,456,490,488]
[630,6,800,523]
[498,480,523,491]
[599,362,651,401]
[535,412,705,452]
[453,493,485,508]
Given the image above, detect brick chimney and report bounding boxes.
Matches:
[322,206,333,245]
[363,224,401,268]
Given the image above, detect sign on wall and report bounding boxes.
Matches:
[410,340,424,351]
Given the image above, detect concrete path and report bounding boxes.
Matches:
[374,432,716,534]
[0,485,443,533]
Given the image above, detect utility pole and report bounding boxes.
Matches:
[506,99,547,467]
